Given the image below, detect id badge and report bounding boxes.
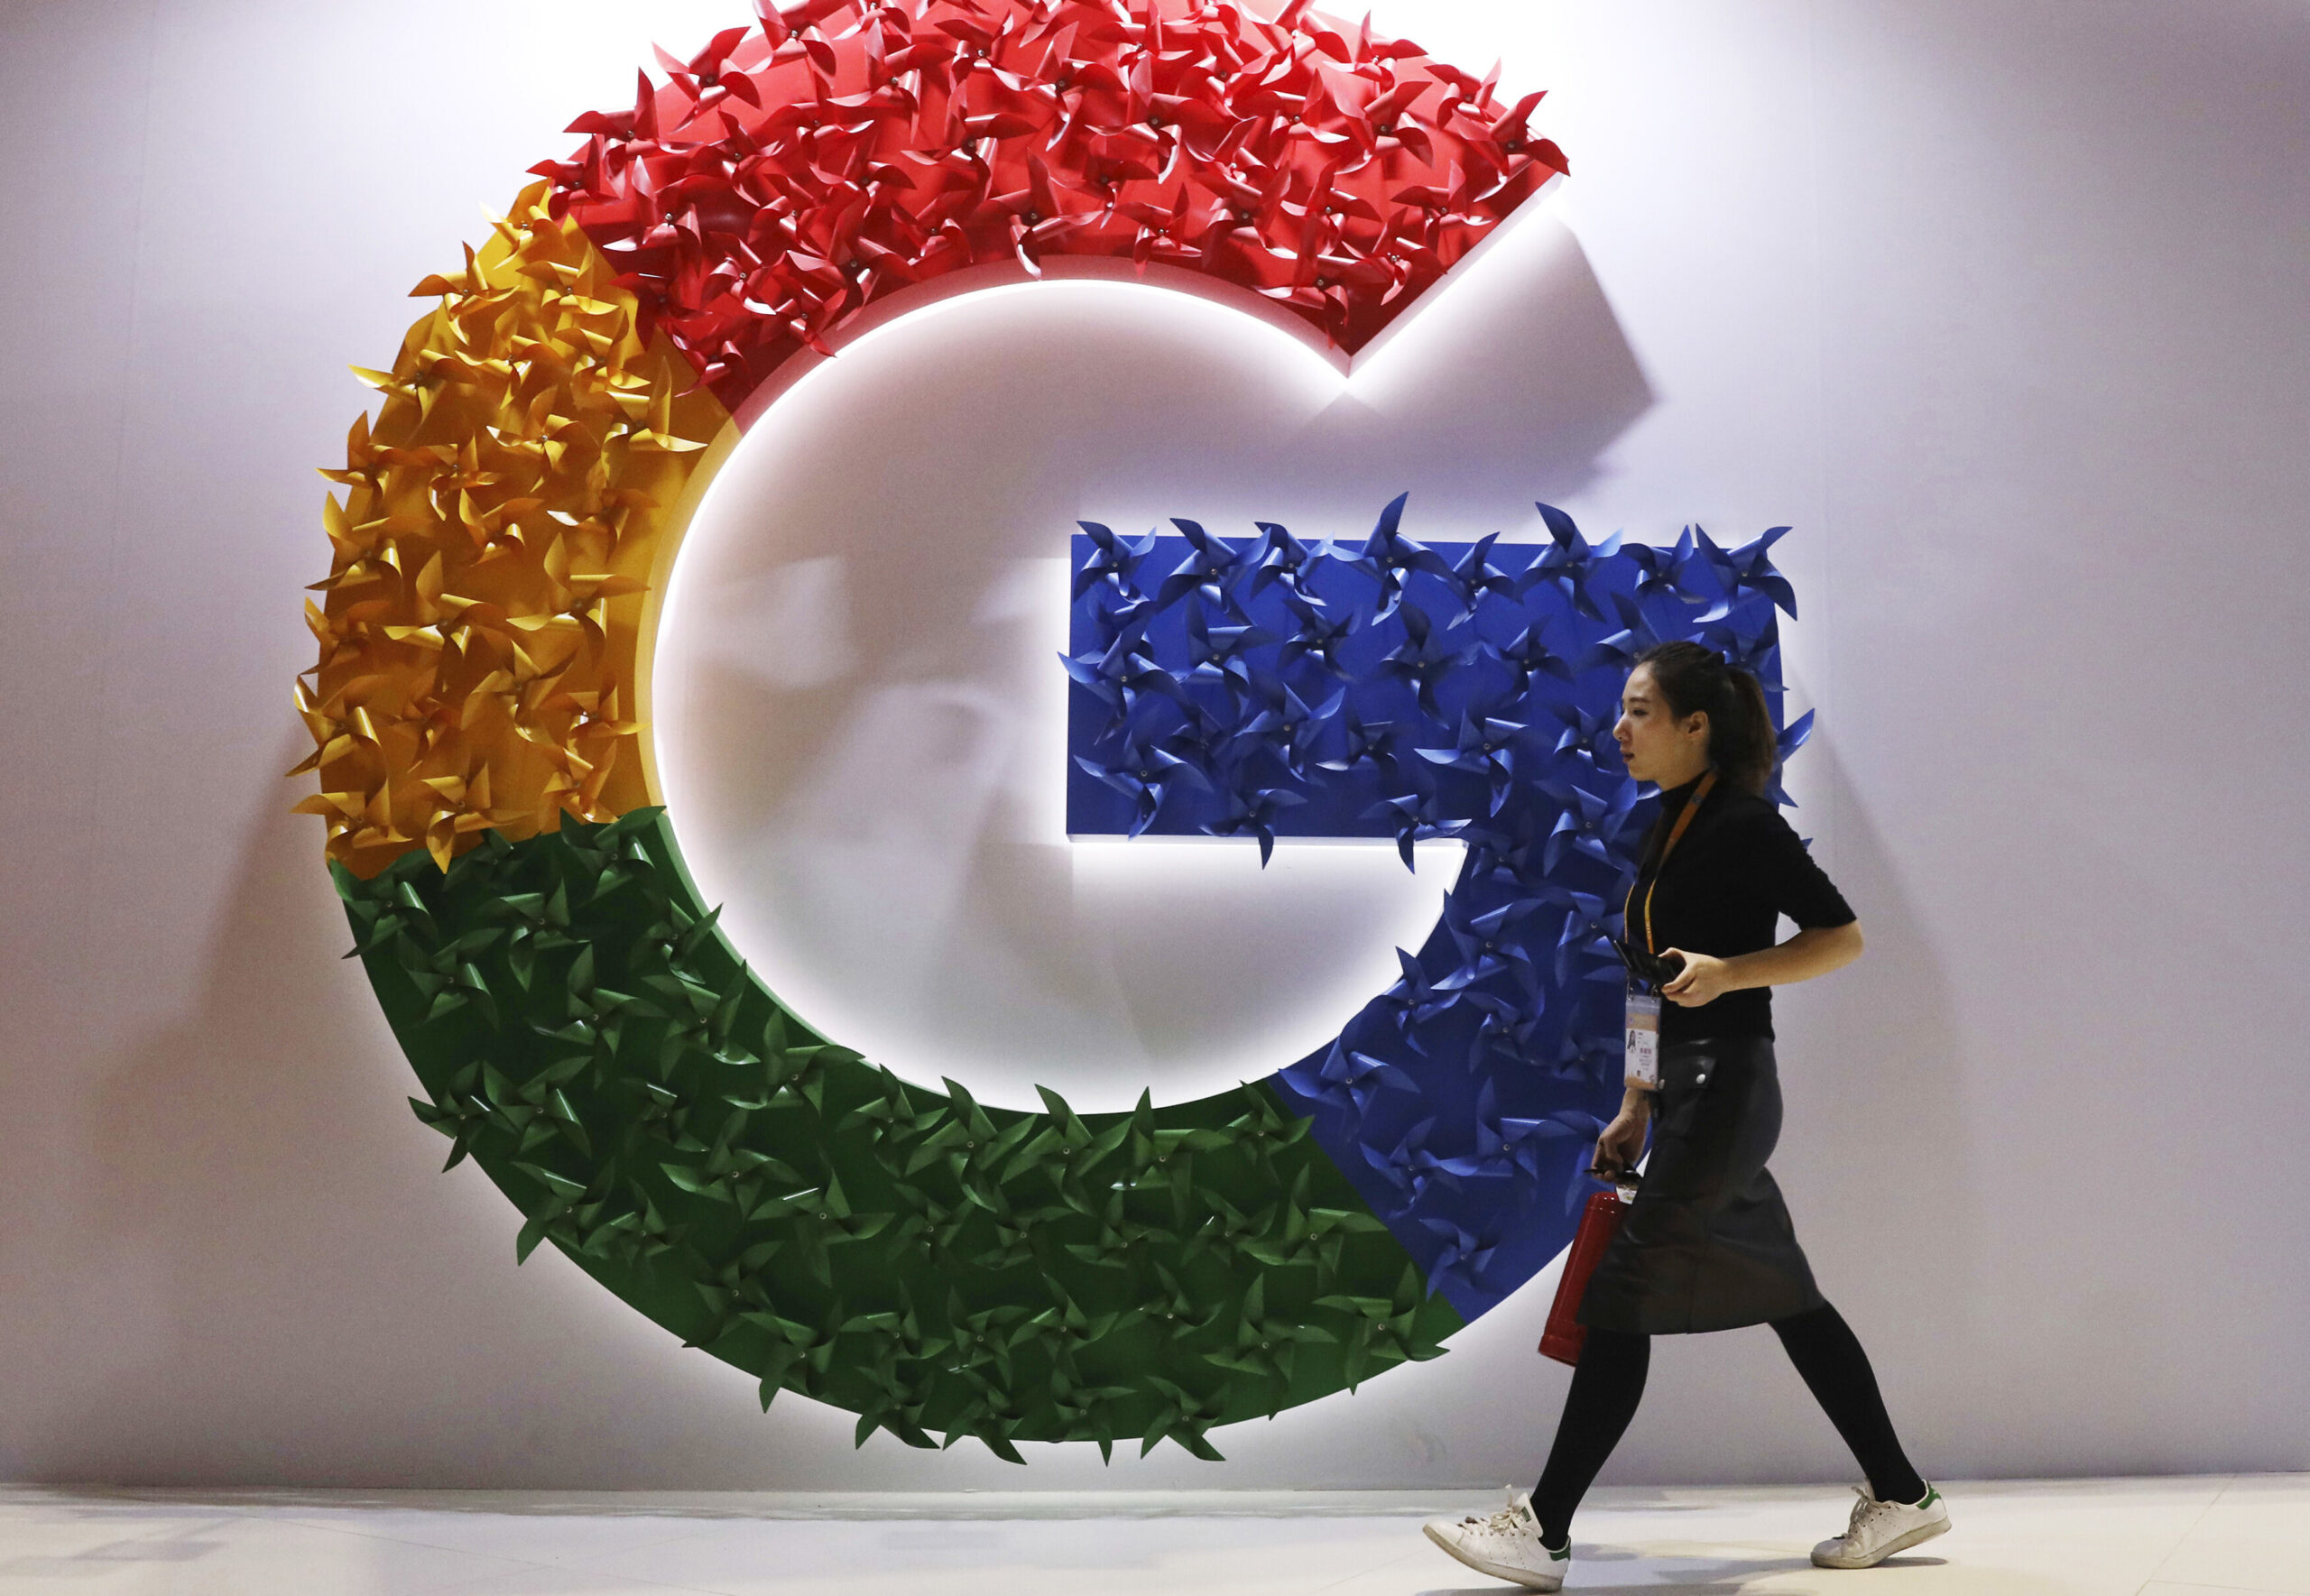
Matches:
[1624,984,1661,1088]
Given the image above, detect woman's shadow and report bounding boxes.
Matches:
[1416,1549,1947,1594]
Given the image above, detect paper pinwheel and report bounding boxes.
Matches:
[304,0,1815,1472]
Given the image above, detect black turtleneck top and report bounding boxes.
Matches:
[1628,772,1856,1043]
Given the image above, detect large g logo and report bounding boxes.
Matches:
[298,0,1801,1462]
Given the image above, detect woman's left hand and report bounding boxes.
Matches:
[1659,948,1734,1007]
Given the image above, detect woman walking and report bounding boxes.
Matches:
[1424,641,1948,1591]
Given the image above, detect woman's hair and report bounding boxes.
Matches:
[1633,640,1777,797]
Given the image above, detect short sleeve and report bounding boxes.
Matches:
[1742,803,1856,929]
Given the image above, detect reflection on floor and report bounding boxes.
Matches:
[0,1475,2302,1595]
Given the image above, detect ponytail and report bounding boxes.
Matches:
[1632,640,1777,797]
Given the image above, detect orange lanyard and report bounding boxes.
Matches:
[1624,769,1717,956]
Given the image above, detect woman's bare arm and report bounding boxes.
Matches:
[1659,921,1864,1007]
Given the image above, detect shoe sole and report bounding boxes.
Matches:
[1422,1522,1566,1591]
[1811,1514,1951,1569]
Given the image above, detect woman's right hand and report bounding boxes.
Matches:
[1593,1100,1651,1179]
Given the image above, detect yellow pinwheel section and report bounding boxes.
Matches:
[296,180,734,879]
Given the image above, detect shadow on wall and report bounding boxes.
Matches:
[1787,737,1985,1481]
[1300,211,1659,515]
[51,731,735,1486]
[660,215,1656,1102]
[1621,731,1985,1490]
[63,728,450,1482]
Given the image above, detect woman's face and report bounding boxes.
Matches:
[1614,664,1710,786]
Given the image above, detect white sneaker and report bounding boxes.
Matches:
[1811,1482,1951,1568]
[1422,1488,1570,1591]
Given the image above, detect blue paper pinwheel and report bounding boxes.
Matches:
[1064,498,1810,1317]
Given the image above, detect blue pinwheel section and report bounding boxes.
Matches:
[1064,499,1814,1320]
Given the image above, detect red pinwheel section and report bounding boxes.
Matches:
[532,0,1568,409]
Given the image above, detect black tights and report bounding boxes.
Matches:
[1529,1303,1925,1549]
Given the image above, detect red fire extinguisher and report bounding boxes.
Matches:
[1539,1184,1632,1366]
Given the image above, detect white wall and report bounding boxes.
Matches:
[2,0,2304,1490]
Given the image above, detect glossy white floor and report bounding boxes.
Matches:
[0,1476,2303,1596]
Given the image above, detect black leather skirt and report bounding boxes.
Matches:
[1577,1035,1826,1335]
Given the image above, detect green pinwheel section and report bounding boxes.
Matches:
[337,808,1461,1461]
